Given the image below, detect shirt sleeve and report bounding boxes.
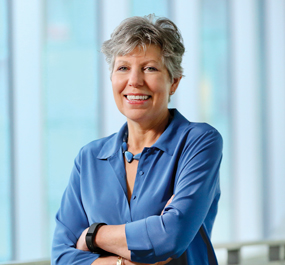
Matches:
[125,129,223,263]
[51,150,99,265]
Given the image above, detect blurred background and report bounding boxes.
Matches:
[0,0,284,263]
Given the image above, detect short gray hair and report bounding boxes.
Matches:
[101,14,185,81]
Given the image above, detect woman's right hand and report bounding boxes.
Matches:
[161,195,174,215]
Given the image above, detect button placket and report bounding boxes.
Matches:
[130,152,146,213]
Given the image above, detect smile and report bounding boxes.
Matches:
[125,95,151,101]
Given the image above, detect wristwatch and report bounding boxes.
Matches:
[85,222,106,253]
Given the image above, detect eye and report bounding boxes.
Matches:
[117,66,128,71]
[144,66,158,72]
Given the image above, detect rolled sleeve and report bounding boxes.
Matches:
[126,219,155,262]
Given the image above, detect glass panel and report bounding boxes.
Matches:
[44,0,100,248]
[0,0,12,261]
[131,0,168,17]
[200,0,232,242]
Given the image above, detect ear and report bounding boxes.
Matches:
[170,76,182,94]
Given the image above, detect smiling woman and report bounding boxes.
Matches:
[112,45,181,128]
[51,14,223,265]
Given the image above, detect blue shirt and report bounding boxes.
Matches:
[51,109,223,265]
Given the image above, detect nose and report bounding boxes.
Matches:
[128,68,144,88]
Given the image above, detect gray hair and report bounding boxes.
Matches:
[101,14,185,81]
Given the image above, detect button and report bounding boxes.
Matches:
[139,171,144,176]
[133,195,136,200]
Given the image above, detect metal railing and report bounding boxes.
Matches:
[214,239,285,264]
[0,260,49,265]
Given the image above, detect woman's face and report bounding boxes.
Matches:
[111,45,181,125]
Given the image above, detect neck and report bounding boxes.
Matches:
[126,110,170,154]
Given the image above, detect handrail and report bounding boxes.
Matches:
[214,239,285,264]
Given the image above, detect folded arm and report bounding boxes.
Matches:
[77,196,174,265]
[77,130,222,264]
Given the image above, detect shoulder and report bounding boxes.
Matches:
[181,122,223,155]
[76,133,117,161]
[185,122,222,142]
[170,109,222,144]
[175,123,223,177]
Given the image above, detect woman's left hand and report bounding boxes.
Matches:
[76,227,89,251]
[123,257,172,265]
[161,195,174,215]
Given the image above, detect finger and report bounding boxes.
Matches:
[161,195,175,215]
[165,194,175,207]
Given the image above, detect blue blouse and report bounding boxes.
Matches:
[51,109,223,265]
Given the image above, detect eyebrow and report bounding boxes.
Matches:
[114,59,160,65]
[114,60,129,65]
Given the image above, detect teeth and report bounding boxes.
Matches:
[127,95,149,100]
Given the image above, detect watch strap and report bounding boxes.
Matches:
[85,222,106,253]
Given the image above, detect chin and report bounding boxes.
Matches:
[123,110,150,123]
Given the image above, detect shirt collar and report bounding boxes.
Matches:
[97,123,128,159]
[97,109,190,159]
[152,109,190,155]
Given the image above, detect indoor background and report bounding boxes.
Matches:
[0,0,284,263]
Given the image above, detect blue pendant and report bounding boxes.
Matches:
[122,139,141,163]
[125,151,134,163]
[133,153,141,160]
[122,142,128,151]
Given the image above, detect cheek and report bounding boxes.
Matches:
[112,77,126,93]
[153,78,172,95]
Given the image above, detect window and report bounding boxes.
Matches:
[200,0,232,242]
[44,0,101,247]
[0,0,12,261]
[1,0,285,262]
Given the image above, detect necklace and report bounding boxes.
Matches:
[122,132,141,163]
[122,113,173,163]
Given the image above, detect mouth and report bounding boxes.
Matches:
[124,95,151,101]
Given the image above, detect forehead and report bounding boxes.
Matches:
[115,45,163,64]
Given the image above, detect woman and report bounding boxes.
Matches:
[51,15,223,265]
